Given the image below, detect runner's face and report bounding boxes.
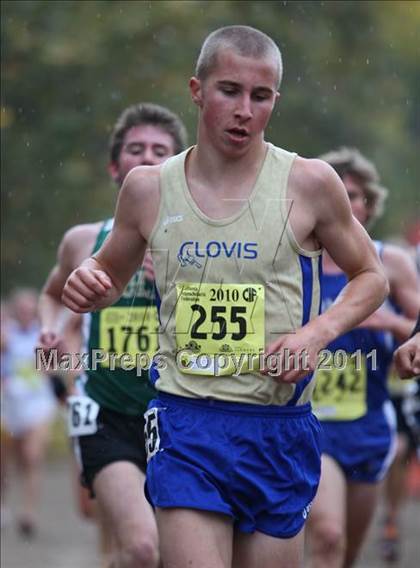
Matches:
[343,173,370,225]
[192,50,279,156]
[110,124,176,185]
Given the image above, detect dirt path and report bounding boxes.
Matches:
[2,458,419,567]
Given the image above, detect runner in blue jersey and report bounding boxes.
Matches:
[307,147,420,568]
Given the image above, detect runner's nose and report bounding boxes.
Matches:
[234,95,253,121]
[141,147,158,166]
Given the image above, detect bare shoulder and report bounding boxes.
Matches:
[289,156,343,202]
[59,222,102,267]
[117,164,162,239]
[121,164,161,202]
[63,222,102,243]
[382,243,418,287]
[287,156,350,249]
[382,243,415,271]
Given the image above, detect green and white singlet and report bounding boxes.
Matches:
[149,144,322,406]
[83,219,158,415]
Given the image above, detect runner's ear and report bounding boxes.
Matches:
[189,77,203,108]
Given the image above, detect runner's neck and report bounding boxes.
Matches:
[187,140,268,197]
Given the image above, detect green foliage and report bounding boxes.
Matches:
[1,0,419,292]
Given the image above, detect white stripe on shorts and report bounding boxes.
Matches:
[376,399,397,482]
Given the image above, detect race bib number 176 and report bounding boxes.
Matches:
[99,306,159,367]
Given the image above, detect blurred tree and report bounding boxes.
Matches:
[1,0,419,292]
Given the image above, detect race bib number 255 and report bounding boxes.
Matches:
[175,282,265,376]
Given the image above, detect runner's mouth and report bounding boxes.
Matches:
[226,128,250,140]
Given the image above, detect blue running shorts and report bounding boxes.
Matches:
[144,393,321,538]
[320,400,397,483]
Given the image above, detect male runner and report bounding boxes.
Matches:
[39,103,187,568]
[62,26,388,568]
[306,148,419,568]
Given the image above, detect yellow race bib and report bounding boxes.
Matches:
[99,306,159,368]
[175,283,265,376]
[387,365,415,396]
[312,353,367,420]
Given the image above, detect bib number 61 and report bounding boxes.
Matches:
[67,395,100,437]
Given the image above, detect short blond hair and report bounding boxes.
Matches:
[196,25,283,88]
[319,147,388,224]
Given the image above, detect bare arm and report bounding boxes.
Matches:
[380,245,420,341]
[266,159,388,382]
[62,166,160,313]
[38,224,98,350]
[351,241,419,342]
[385,245,419,317]
[310,161,388,340]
